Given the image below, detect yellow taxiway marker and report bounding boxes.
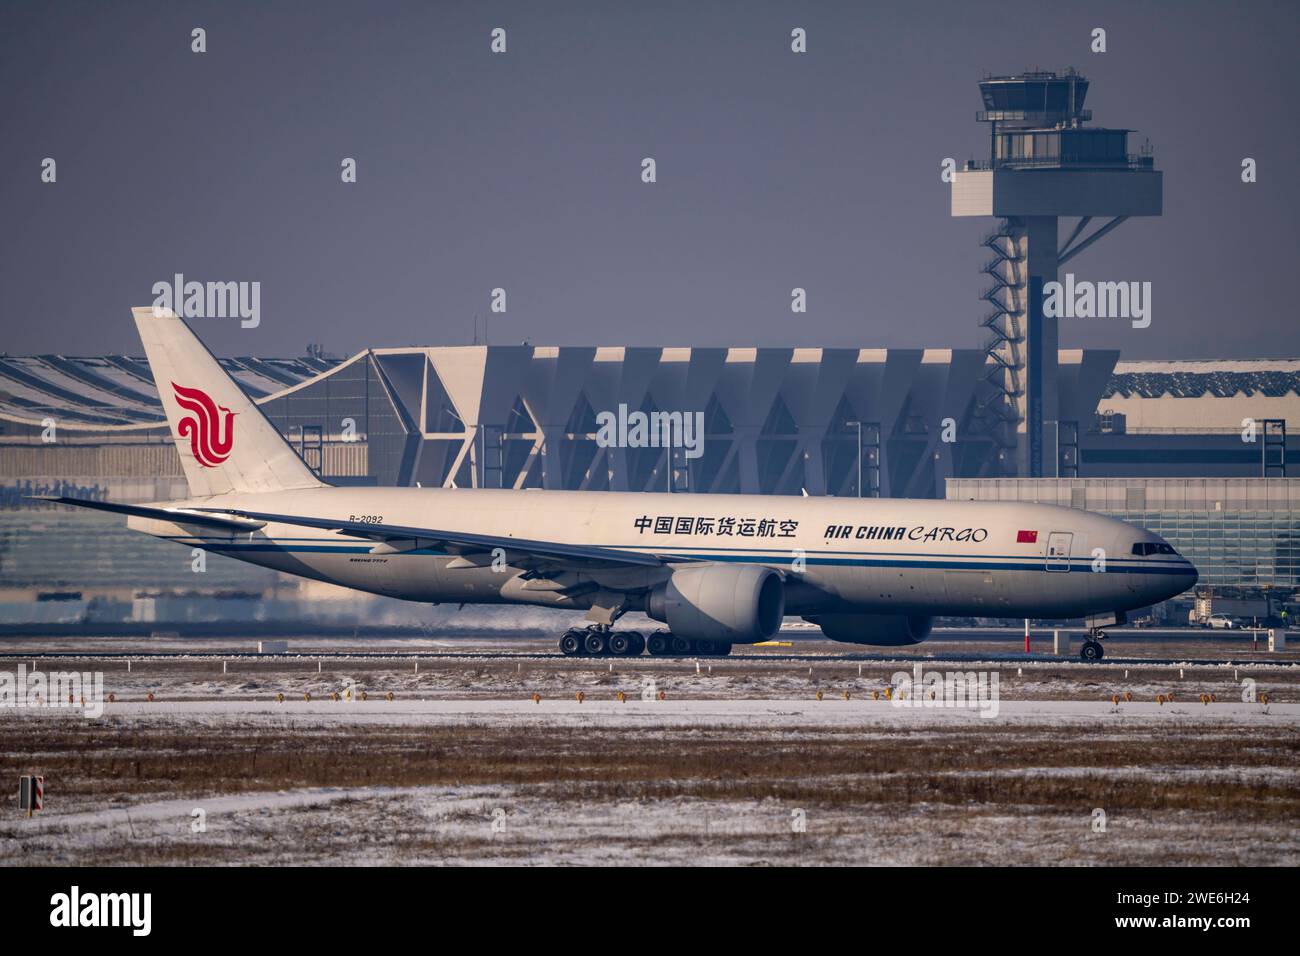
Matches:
[753,641,794,647]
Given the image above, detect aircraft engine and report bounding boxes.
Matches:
[646,564,785,644]
[804,612,933,646]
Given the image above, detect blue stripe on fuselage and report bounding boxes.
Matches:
[162,536,1192,574]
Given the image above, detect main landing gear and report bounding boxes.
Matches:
[559,625,644,657]
[1080,630,1106,662]
[558,625,730,657]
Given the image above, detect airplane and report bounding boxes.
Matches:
[38,308,1198,662]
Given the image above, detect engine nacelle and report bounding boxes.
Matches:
[646,564,785,644]
[805,613,933,647]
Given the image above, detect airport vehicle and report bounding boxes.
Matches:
[1206,614,1238,630]
[40,309,1198,661]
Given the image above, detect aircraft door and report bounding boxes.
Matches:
[1046,532,1073,572]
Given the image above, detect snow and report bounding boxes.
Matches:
[9,695,1295,730]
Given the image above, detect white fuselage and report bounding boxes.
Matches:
[129,486,1197,622]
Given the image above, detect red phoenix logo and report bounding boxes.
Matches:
[171,382,236,468]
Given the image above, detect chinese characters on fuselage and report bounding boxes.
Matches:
[634,515,799,538]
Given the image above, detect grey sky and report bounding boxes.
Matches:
[1,0,1296,359]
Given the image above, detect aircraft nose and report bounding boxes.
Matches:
[1168,560,1198,600]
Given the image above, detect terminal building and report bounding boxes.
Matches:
[1,346,1296,619]
[0,70,1295,622]
[2,347,1295,501]
[947,477,1300,619]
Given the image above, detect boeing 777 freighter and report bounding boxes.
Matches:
[40,309,1197,660]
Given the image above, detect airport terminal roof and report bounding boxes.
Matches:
[0,353,340,427]
[1105,359,1300,400]
[3,351,1299,429]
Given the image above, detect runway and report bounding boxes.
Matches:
[0,625,1294,669]
[1,650,1295,669]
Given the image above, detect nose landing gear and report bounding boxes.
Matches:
[1080,630,1106,662]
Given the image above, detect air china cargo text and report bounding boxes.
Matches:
[824,525,989,542]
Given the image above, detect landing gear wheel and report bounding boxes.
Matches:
[670,635,693,656]
[607,632,632,656]
[694,639,717,656]
[584,629,609,656]
[647,632,671,656]
[1080,640,1104,662]
[559,630,585,656]
[625,632,645,656]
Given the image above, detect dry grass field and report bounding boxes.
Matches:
[1,637,1296,865]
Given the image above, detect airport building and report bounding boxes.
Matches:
[947,477,1300,616]
[1,347,1296,611]
[2,347,1295,502]
[951,68,1163,479]
[0,69,1294,619]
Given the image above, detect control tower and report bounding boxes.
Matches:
[952,69,1162,477]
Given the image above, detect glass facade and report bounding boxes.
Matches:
[1115,509,1299,591]
[995,128,1129,167]
[0,508,276,591]
[259,354,414,486]
[979,74,1089,114]
[946,478,1300,594]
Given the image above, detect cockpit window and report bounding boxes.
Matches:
[1131,542,1178,556]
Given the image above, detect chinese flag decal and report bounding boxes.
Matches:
[1016,530,1038,543]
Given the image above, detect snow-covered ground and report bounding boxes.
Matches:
[2,655,1295,866]
[6,771,1295,867]
[10,696,1297,725]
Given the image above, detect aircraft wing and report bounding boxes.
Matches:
[194,507,687,571]
[30,496,267,534]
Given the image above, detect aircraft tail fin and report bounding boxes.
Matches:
[132,307,326,497]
